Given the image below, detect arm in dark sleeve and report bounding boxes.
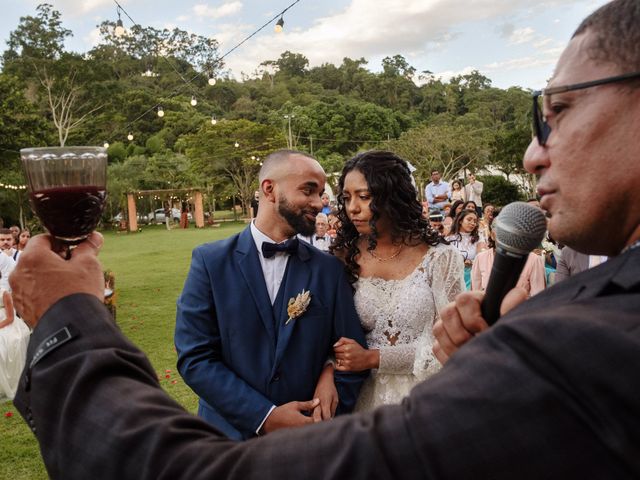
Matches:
[16,293,637,480]
[174,248,273,437]
[332,267,369,414]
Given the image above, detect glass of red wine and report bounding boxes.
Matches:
[20,146,107,256]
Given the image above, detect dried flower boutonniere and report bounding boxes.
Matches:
[286,289,311,325]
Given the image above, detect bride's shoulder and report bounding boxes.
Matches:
[425,242,460,262]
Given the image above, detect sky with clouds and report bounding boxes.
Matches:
[1,0,609,90]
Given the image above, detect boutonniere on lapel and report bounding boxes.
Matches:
[286,289,311,325]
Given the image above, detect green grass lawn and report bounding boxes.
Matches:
[0,222,245,480]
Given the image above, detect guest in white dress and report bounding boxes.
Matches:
[0,289,30,400]
[330,151,465,411]
[445,209,487,290]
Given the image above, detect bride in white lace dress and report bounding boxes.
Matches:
[331,151,464,411]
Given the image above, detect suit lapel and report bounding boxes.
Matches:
[273,244,312,367]
[235,227,277,346]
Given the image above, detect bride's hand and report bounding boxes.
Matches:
[334,337,378,372]
[312,363,338,422]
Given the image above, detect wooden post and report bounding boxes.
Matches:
[127,193,138,232]
[194,191,205,228]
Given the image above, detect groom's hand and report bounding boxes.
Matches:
[262,399,320,434]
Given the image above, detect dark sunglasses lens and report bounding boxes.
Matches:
[533,95,549,145]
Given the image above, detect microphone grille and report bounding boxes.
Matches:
[494,202,547,255]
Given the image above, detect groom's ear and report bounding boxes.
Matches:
[262,179,276,203]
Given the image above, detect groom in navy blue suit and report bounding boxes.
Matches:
[175,150,367,440]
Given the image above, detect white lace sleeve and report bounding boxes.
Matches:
[412,245,465,379]
[429,245,466,312]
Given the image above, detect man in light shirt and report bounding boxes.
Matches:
[424,170,450,212]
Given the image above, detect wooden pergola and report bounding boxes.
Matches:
[125,188,205,231]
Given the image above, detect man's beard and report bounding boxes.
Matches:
[277,194,316,236]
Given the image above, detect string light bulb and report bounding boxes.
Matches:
[127,132,134,141]
[115,7,125,37]
[208,73,216,86]
[157,106,165,117]
[103,142,110,149]
[234,141,240,148]
[190,96,198,106]
[274,16,284,33]
[211,116,217,125]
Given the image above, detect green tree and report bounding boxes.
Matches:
[181,119,286,214]
[478,175,524,207]
[385,123,490,193]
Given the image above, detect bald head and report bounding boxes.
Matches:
[259,150,318,184]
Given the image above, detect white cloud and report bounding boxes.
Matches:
[485,56,555,71]
[193,2,242,20]
[176,15,190,22]
[509,27,535,45]
[83,27,102,48]
[431,66,478,83]
[222,0,581,78]
[533,38,553,48]
[53,0,114,16]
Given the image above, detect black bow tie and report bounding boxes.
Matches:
[261,238,299,258]
[315,236,326,241]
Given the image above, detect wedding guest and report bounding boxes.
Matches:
[450,180,465,202]
[331,151,464,410]
[326,210,339,240]
[0,288,30,400]
[462,200,478,214]
[424,170,450,212]
[0,228,17,259]
[464,173,483,217]
[179,202,189,229]
[320,193,332,215]
[312,213,331,252]
[445,210,486,289]
[9,225,20,243]
[472,224,546,297]
[443,200,464,234]
[13,228,31,263]
[441,202,452,218]
[478,204,495,239]
[429,212,445,235]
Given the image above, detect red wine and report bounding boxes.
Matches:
[30,186,106,241]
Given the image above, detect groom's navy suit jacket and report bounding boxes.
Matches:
[175,226,367,440]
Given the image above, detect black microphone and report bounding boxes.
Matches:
[481,202,547,325]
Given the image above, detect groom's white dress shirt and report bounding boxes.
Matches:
[250,221,292,305]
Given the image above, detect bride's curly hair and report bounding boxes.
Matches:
[331,150,445,283]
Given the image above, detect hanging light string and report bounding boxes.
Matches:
[107,0,303,143]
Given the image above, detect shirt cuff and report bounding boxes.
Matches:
[256,405,276,435]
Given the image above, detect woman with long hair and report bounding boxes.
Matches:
[443,199,464,235]
[445,209,487,289]
[331,150,464,410]
[450,179,465,202]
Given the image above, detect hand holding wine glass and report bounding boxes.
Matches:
[20,146,107,257]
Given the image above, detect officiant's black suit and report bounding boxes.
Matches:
[14,246,640,479]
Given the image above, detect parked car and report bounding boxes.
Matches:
[155,208,192,224]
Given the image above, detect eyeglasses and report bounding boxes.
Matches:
[532,70,640,146]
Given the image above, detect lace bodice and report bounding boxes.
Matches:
[353,244,465,410]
